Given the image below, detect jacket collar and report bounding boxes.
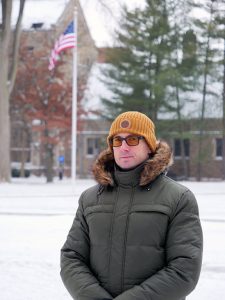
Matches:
[92,140,173,187]
[113,162,146,187]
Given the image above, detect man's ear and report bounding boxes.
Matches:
[148,152,153,159]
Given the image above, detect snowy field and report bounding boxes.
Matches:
[0,177,225,300]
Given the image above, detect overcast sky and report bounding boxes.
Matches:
[79,0,146,46]
[1,0,146,47]
[1,0,211,47]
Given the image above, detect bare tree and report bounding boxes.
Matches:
[196,0,215,181]
[0,0,25,182]
[222,37,225,180]
[216,2,225,180]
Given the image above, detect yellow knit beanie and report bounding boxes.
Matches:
[107,111,157,153]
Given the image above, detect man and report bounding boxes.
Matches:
[60,111,203,300]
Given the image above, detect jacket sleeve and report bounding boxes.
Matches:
[60,192,113,300]
[114,190,203,300]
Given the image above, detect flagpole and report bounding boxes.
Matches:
[71,7,78,186]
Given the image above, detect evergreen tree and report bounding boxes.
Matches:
[160,0,198,178]
[100,0,172,122]
[161,0,198,118]
[164,0,220,180]
[211,0,225,179]
[193,0,221,180]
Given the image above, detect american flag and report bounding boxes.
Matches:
[48,21,76,71]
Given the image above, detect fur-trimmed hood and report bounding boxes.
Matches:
[92,140,173,187]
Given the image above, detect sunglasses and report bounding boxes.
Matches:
[111,135,144,147]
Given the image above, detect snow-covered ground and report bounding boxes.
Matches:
[0,177,225,300]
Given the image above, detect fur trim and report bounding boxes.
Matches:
[140,140,173,186]
[92,148,115,186]
[92,141,173,187]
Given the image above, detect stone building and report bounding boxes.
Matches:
[10,0,98,178]
[76,117,225,180]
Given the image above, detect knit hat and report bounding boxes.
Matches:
[107,111,157,152]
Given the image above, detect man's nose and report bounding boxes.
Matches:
[120,140,129,150]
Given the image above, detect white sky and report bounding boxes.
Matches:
[79,0,146,46]
[0,0,145,47]
[1,0,217,47]
[2,0,212,47]
[1,1,70,30]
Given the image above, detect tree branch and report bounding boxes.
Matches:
[0,0,12,46]
[8,0,26,95]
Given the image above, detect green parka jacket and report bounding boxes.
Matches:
[60,141,203,300]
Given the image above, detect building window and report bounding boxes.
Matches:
[31,22,44,29]
[215,138,223,159]
[86,137,101,156]
[11,148,31,162]
[174,138,190,158]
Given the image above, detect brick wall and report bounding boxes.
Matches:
[10,0,98,177]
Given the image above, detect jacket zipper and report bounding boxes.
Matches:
[121,186,135,292]
[108,186,120,291]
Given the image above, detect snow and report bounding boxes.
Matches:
[0,177,225,299]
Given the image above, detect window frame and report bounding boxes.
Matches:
[214,137,223,160]
[174,138,190,159]
[86,137,101,157]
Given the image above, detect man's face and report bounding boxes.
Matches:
[112,133,151,169]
